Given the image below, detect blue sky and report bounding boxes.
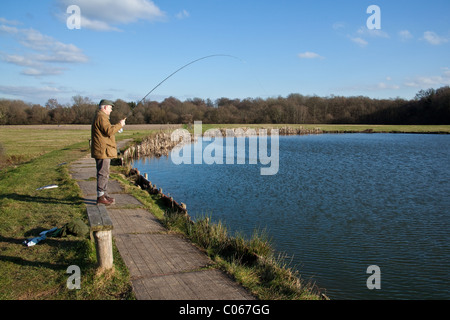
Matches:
[1,0,449,106]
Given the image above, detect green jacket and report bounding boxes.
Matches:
[91,110,122,159]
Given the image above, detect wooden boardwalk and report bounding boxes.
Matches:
[69,141,254,300]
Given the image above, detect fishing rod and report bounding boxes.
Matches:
[136,54,242,106]
[119,54,243,129]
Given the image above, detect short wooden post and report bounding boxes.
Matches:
[94,230,113,270]
[87,205,114,270]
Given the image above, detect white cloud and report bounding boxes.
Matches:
[19,28,88,64]
[405,76,448,88]
[56,0,166,31]
[298,51,325,59]
[1,52,68,76]
[398,30,413,41]
[176,10,190,20]
[338,69,450,94]
[2,54,35,66]
[357,27,389,39]
[334,81,401,94]
[0,20,88,76]
[0,24,19,35]
[350,37,368,47]
[375,82,400,90]
[21,66,65,76]
[404,68,450,88]
[79,18,121,32]
[332,22,346,30]
[443,67,450,78]
[0,17,21,26]
[422,31,448,45]
[0,84,69,100]
[345,26,389,47]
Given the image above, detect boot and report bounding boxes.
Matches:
[105,195,116,204]
[97,195,113,206]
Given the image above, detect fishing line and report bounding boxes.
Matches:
[137,54,243,105]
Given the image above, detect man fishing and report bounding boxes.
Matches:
[91,99,126,206]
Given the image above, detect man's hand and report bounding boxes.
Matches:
[120,118,126,127]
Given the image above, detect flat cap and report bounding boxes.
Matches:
[99,99,115,107]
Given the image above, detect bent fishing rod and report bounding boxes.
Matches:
[119,54,242,125]
[136,54,241,106]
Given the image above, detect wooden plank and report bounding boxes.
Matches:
[98,205,114,229]
[87,205,114,231]
[87,206,102,229]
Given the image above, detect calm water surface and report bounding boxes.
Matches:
[132,133,450,299]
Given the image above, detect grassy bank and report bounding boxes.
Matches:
[162,212,323,300]
[112,170,323,300]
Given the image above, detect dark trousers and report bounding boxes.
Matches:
[95,159,110,197]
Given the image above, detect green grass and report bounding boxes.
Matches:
[0,125,152,169]
[0,140,134,299]
[0,126,140,300]
[0,128,89,168]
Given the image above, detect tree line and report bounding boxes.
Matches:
[0,86,449,125]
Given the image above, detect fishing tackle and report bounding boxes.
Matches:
[137,54,241,105]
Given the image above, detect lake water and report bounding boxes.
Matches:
[131,133,450,299]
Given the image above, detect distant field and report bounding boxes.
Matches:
[0,126,90,166]
[198,124,450,133]
[305,124,450,133]
[0,124,180,168]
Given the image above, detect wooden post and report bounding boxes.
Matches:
[87,205,114,270]
[94,230,113,270]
